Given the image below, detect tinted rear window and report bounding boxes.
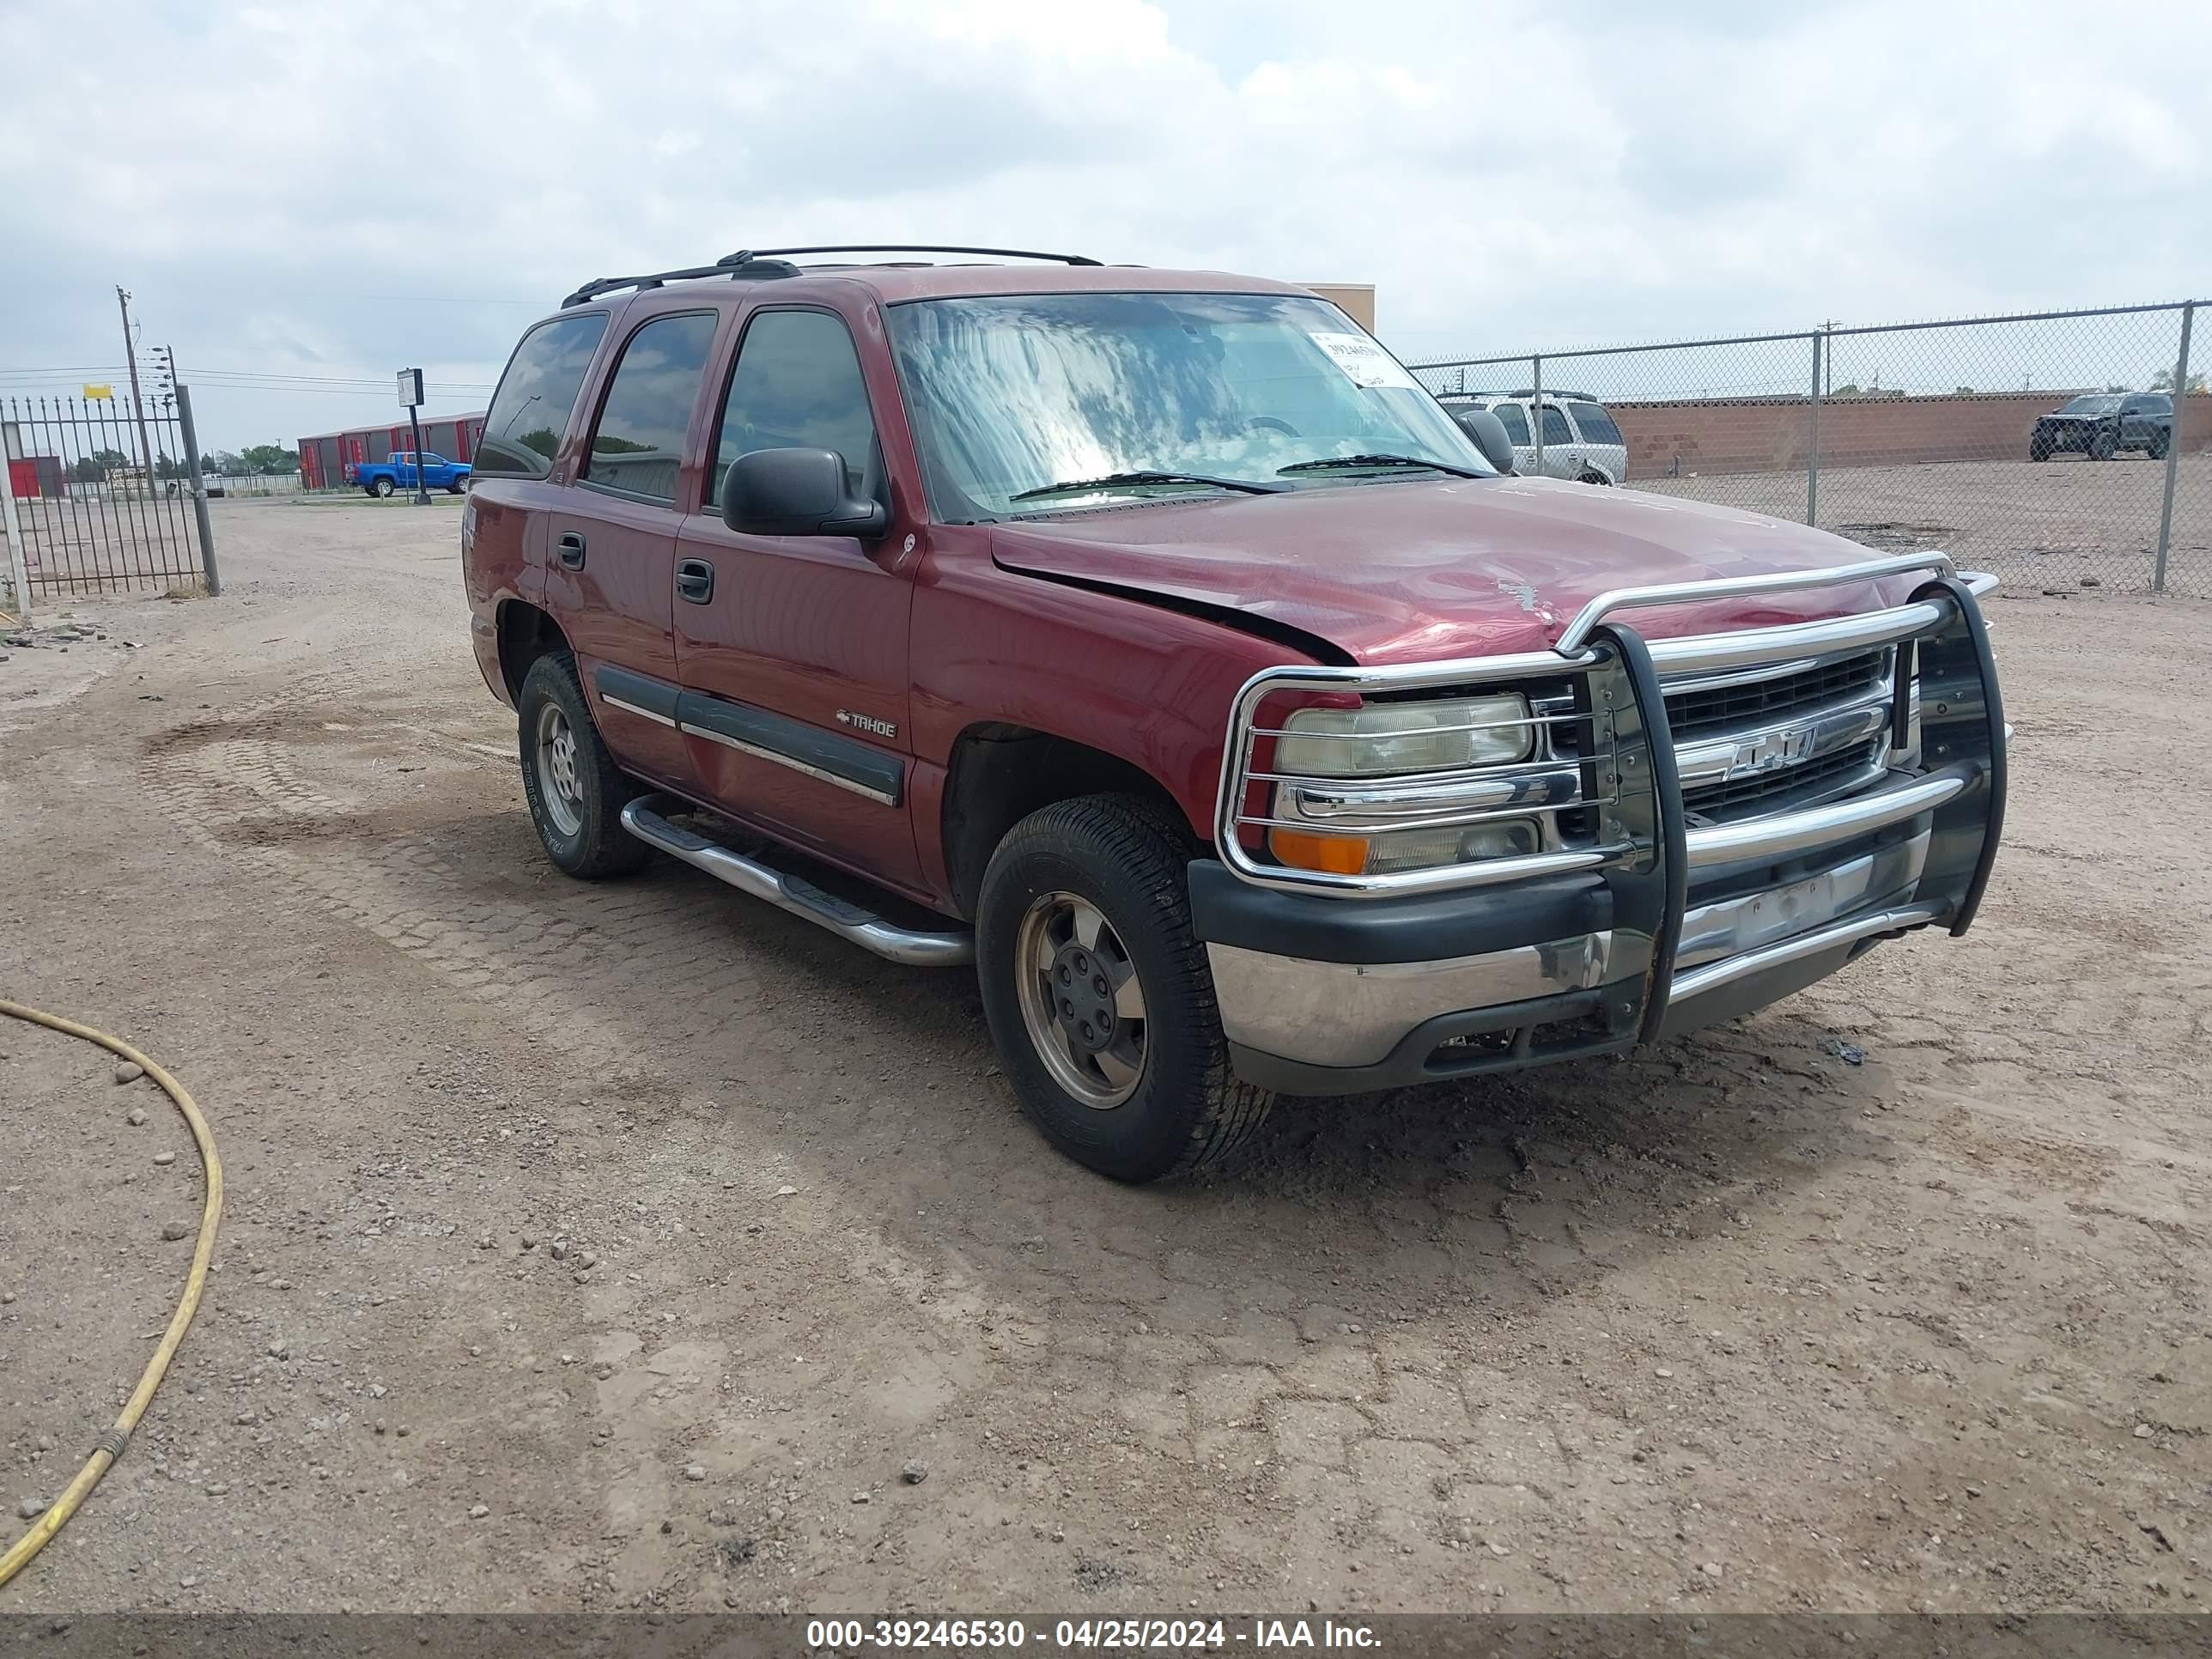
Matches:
[1539,404,1573,446]
[1566,402,1621,444]
[476,313,611,479]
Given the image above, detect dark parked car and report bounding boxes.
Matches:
[460,243,2004,1182]
[2031,392,2171,461]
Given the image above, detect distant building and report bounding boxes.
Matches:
[298,411,486,490]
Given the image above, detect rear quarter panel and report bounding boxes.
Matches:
[460,480,555,706]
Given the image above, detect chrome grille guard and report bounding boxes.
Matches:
[1212,552,2008,1042]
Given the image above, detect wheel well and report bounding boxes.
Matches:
[941,726,1193,920]
[496,599,568,702]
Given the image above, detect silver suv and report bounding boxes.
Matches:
[1443,392,1628,485]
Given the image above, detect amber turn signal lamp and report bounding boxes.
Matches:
[1267,827,1370,876]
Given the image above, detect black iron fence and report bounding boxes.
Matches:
[2,392,218,603]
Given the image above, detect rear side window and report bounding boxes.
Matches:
[712,310,878,501]
[1539,404,1573,446]
[476,313,610,479]
[583,312,719,502]
[1486,403,1530,445]
[1566,403,1621,444]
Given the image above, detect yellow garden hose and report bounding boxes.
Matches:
[0,1000,222,1589]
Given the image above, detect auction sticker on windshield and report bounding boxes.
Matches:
[1310,331,1422,391]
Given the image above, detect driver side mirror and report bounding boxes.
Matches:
[720,447,887,538]
[1452,409,1520,475]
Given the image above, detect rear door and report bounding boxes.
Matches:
[544,307,721,795]
[672,303,922,890]
[1536,401,1579,478]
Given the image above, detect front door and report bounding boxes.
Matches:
[672,305,921,890]
[543,307,720,796]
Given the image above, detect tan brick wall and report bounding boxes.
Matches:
[1613,390,2210,478]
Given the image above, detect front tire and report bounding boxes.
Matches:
[516,653,647,879]
[976,795,1273,1182]
[2090,428,2118,462]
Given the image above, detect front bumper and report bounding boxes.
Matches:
[1197,564,2005,1097]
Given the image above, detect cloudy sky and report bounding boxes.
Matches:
[2,0,2206,453]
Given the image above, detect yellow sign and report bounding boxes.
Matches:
[82,383,113,400]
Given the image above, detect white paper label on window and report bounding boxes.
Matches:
[1309,331,1422,391]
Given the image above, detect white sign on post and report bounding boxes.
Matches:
[397,368,425,408]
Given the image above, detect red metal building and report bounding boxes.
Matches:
[297,410,486,489]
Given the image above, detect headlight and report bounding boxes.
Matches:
[1264,692,1553,878]
[1273,693,1534,777]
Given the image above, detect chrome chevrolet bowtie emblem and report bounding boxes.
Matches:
[1729,725,1817,779]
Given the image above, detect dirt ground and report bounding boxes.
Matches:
[1,495,2207,1618]
[1638,452,2212,600]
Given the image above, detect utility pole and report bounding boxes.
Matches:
[117,286,160,489]
[1819,319,1838,397]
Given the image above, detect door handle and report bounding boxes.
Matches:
[556,532,586,569]
[676,558,714,604]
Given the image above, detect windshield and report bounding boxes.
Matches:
[2059,394,2122,415]
[885,291,1494,520]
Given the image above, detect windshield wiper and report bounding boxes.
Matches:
[1010,469,1286,501]
[1277,453,1487,480]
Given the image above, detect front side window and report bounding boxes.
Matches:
[1487,403,1530,445]
[1566,403,1621,444]
[477,313,611,479]
[2058,394,2121,416]
[712,309,879,501]
[886,290,1492,520]
[1539,404,1573,447]
[584,311,719,502]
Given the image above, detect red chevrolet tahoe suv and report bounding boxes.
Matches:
[462,245,2006,1182]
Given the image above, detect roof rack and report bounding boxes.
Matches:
[561,244,1101,309]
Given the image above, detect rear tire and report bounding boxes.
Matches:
[2148,431,2169,462]
[517,652,647,879]
[976,794,1273,1182]
[374,477,396,497]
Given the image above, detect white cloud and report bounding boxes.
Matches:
[1,0,2205,448]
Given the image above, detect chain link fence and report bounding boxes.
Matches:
[1408,301,2208,597]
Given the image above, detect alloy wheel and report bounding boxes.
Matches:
[1012,890,1148,1109]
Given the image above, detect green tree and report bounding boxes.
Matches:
[238,443,296,474]
[92,447,127,469]
[2149,368,2208,394]
[70,454,108,483]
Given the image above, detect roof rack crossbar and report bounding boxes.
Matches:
[726,244,1101,267]
[562,245,1102,309]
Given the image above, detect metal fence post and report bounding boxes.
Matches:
[2154,301,2194,594]
[0,434,29,619]
[1807,330,1824,526]
[1531,353,1544,475]
[175,386,221,597]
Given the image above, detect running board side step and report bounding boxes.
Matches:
[619,795,975,968]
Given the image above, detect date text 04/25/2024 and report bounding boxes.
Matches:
[803,1618,1380,1650]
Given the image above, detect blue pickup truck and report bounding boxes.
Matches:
[353,451,471,496]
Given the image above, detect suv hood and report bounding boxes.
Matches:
[990,476,1923,666]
